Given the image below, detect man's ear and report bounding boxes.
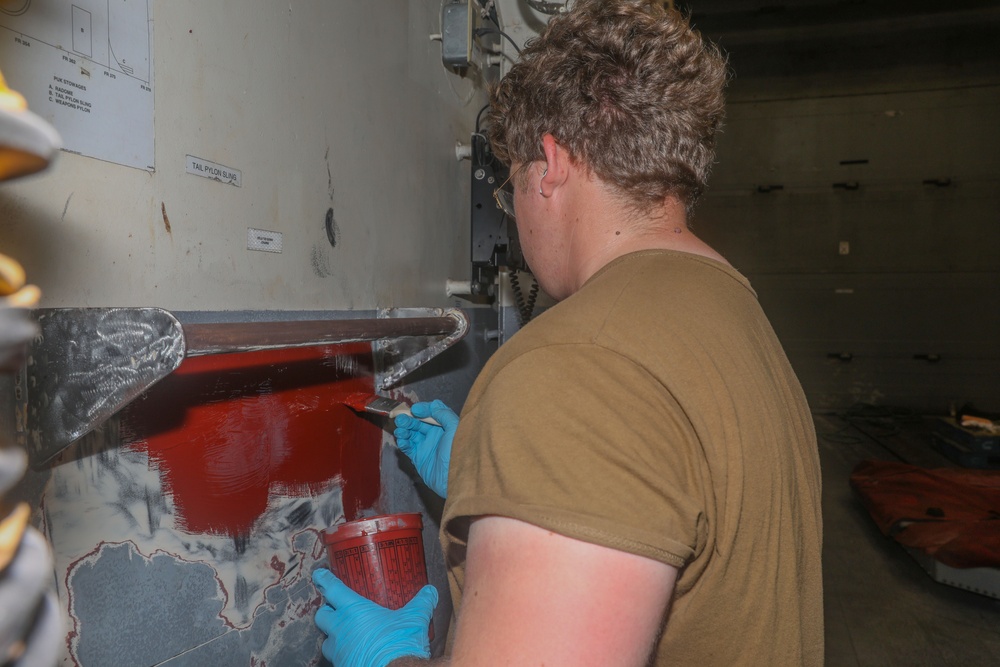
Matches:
[540,134,570,197]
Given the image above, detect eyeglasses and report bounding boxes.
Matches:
[493,162,527,219]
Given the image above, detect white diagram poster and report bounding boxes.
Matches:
[0,0,154,171]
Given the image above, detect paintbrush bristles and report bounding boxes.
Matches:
[341,392,377,411]
[362,396,405,416]
[341,393,406,417]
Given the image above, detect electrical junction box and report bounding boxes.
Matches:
[442,1,474,70]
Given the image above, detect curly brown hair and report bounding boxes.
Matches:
[486,0,728,214]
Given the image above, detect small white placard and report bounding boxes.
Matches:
[186,155,242,187]
[247,228,283,253]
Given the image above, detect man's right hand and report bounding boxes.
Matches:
[394,400,457,498]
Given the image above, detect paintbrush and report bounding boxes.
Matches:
[342,393,439,425]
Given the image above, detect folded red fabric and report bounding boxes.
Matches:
[850,460,1000,569]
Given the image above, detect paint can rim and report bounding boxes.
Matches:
[322,512,424,544]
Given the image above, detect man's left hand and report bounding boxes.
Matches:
[313,568,437,667]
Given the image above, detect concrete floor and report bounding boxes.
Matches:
[817,413,1000,666]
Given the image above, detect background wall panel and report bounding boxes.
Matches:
[699,84,1000,413]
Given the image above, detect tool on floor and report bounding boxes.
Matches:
[341,393,439,425]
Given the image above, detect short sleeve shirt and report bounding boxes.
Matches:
[442,250,824,666]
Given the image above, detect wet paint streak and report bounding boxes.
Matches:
[120,343,382,539]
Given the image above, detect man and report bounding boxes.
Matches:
[313,1,824,665]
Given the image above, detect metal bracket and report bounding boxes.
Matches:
[374,308,470,390]
[15,307,470,468]
[17,308,186,467]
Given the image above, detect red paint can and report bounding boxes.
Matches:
[323,513,430,611]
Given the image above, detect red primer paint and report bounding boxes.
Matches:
[341,391,377,411]
[121,344,383,538]
[270,554,286,577]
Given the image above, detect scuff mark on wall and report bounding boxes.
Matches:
[161,202,172,234]
[324,208,338,248]
[325,146,333,199]
[312,204,339,277]
[311,244,331,278]
[324,146,338,248]
[317,146,339,277]
[61,193,73,221]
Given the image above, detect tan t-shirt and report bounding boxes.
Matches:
[442,250,823,666]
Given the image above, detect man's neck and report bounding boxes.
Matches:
[567,194,729,294]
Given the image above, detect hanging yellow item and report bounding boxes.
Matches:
[0,68,60,181]
[0,252,39,308]
[0,503,30,571]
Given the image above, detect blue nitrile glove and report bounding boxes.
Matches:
[393,400,458,498]
[313,568,437,667]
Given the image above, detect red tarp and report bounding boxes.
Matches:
[850,460,1000,569]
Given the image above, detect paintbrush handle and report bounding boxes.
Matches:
[387,405,439,426]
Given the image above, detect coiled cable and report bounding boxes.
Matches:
[510,269,540,327]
